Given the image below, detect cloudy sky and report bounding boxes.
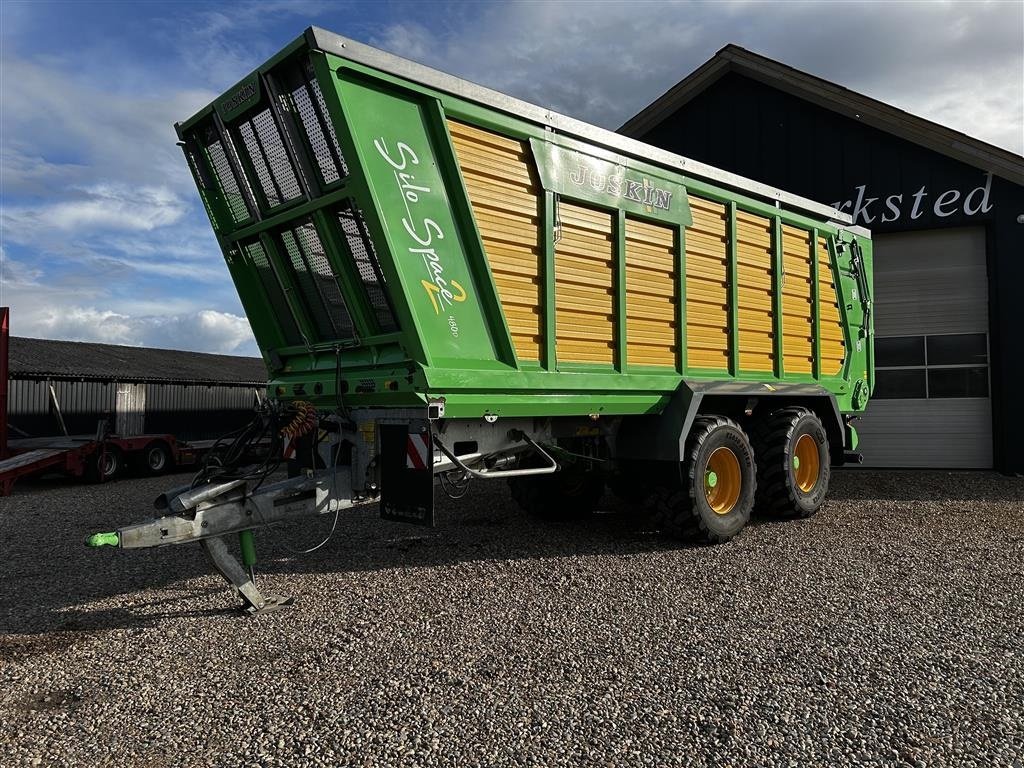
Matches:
[1,0,1021,357]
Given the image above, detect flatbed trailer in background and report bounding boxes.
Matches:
[88,27,874,614]
[0,307,255,496]
[0,433,210,496]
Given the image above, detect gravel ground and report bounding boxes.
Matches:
[1,469,1022,767]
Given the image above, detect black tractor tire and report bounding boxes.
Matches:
[508,463,605,521]
[751,406,830,518]
[143,441,173,476]
[646,415,756,543]
[90,446,123,483]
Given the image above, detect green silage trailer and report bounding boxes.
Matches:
[89,28,873,613]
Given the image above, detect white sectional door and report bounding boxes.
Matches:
[857,227,992,468]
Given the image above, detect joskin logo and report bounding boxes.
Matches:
[220,81,258,119]
[531,141,690,224]
[374,138,467,335]
[568,164,673,212]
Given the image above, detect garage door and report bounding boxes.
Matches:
[857,227,992,468]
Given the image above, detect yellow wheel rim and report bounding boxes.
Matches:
[704,447,742,515]
[793,434,820,493]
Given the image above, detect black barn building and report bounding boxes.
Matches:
[621,45,1024,473]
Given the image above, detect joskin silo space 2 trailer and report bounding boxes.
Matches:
[88,27,873,613]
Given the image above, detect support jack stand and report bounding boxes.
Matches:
[201,536,293,615]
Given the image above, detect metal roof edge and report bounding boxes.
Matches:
[618,53,732,137]
[8,337,268,386]
[620,43,1024,187]
[306,27,857,227]
[9,372,268,386]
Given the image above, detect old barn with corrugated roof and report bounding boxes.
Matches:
[7,337,267,441]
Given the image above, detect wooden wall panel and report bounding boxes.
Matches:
[684,196,730,371]
[449,121,542,362]
[625,218,676,367]
[555,203,616,365]
[735,210,775,373]
[780,224,814,374]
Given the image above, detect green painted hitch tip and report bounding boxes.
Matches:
[86,532,120,548]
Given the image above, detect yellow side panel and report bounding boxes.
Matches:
[735,210,774,373]
[817,236,846,376]
[780,224,814,374]
[625,218,676,367]
[555,203,615,364]
[685,196,730,370]
[448,120,542,362]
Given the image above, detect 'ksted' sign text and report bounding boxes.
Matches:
[832,172,993,225]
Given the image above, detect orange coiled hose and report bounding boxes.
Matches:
[280,401,318,441]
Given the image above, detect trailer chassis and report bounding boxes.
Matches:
[88,411,565,613]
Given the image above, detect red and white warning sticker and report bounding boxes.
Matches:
[406,432,430,470]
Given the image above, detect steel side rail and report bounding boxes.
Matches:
[431,432,559,479]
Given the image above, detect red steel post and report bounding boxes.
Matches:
[0,307,8,460]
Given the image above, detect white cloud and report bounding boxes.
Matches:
[3,183,187,235]
[0,149,92,198]
[369,0,1024,154]
[0,247,39,285]
[19,306,257,356]
[0,54,214,199]
[158,0,335,92]
[2,254,256,355]
[2,254,106,313]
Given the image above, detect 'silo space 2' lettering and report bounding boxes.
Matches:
[374,137,467,334]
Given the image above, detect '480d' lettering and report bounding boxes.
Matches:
[373,138,467,326]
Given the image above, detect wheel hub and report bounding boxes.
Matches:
[704,447,741,515]
[793,434,820,493]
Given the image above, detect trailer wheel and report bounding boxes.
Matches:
[751,407,829,518]
[90,446,123,482]
[143,441,173,475]
[508,463,604,521]
[647,416,756,543]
